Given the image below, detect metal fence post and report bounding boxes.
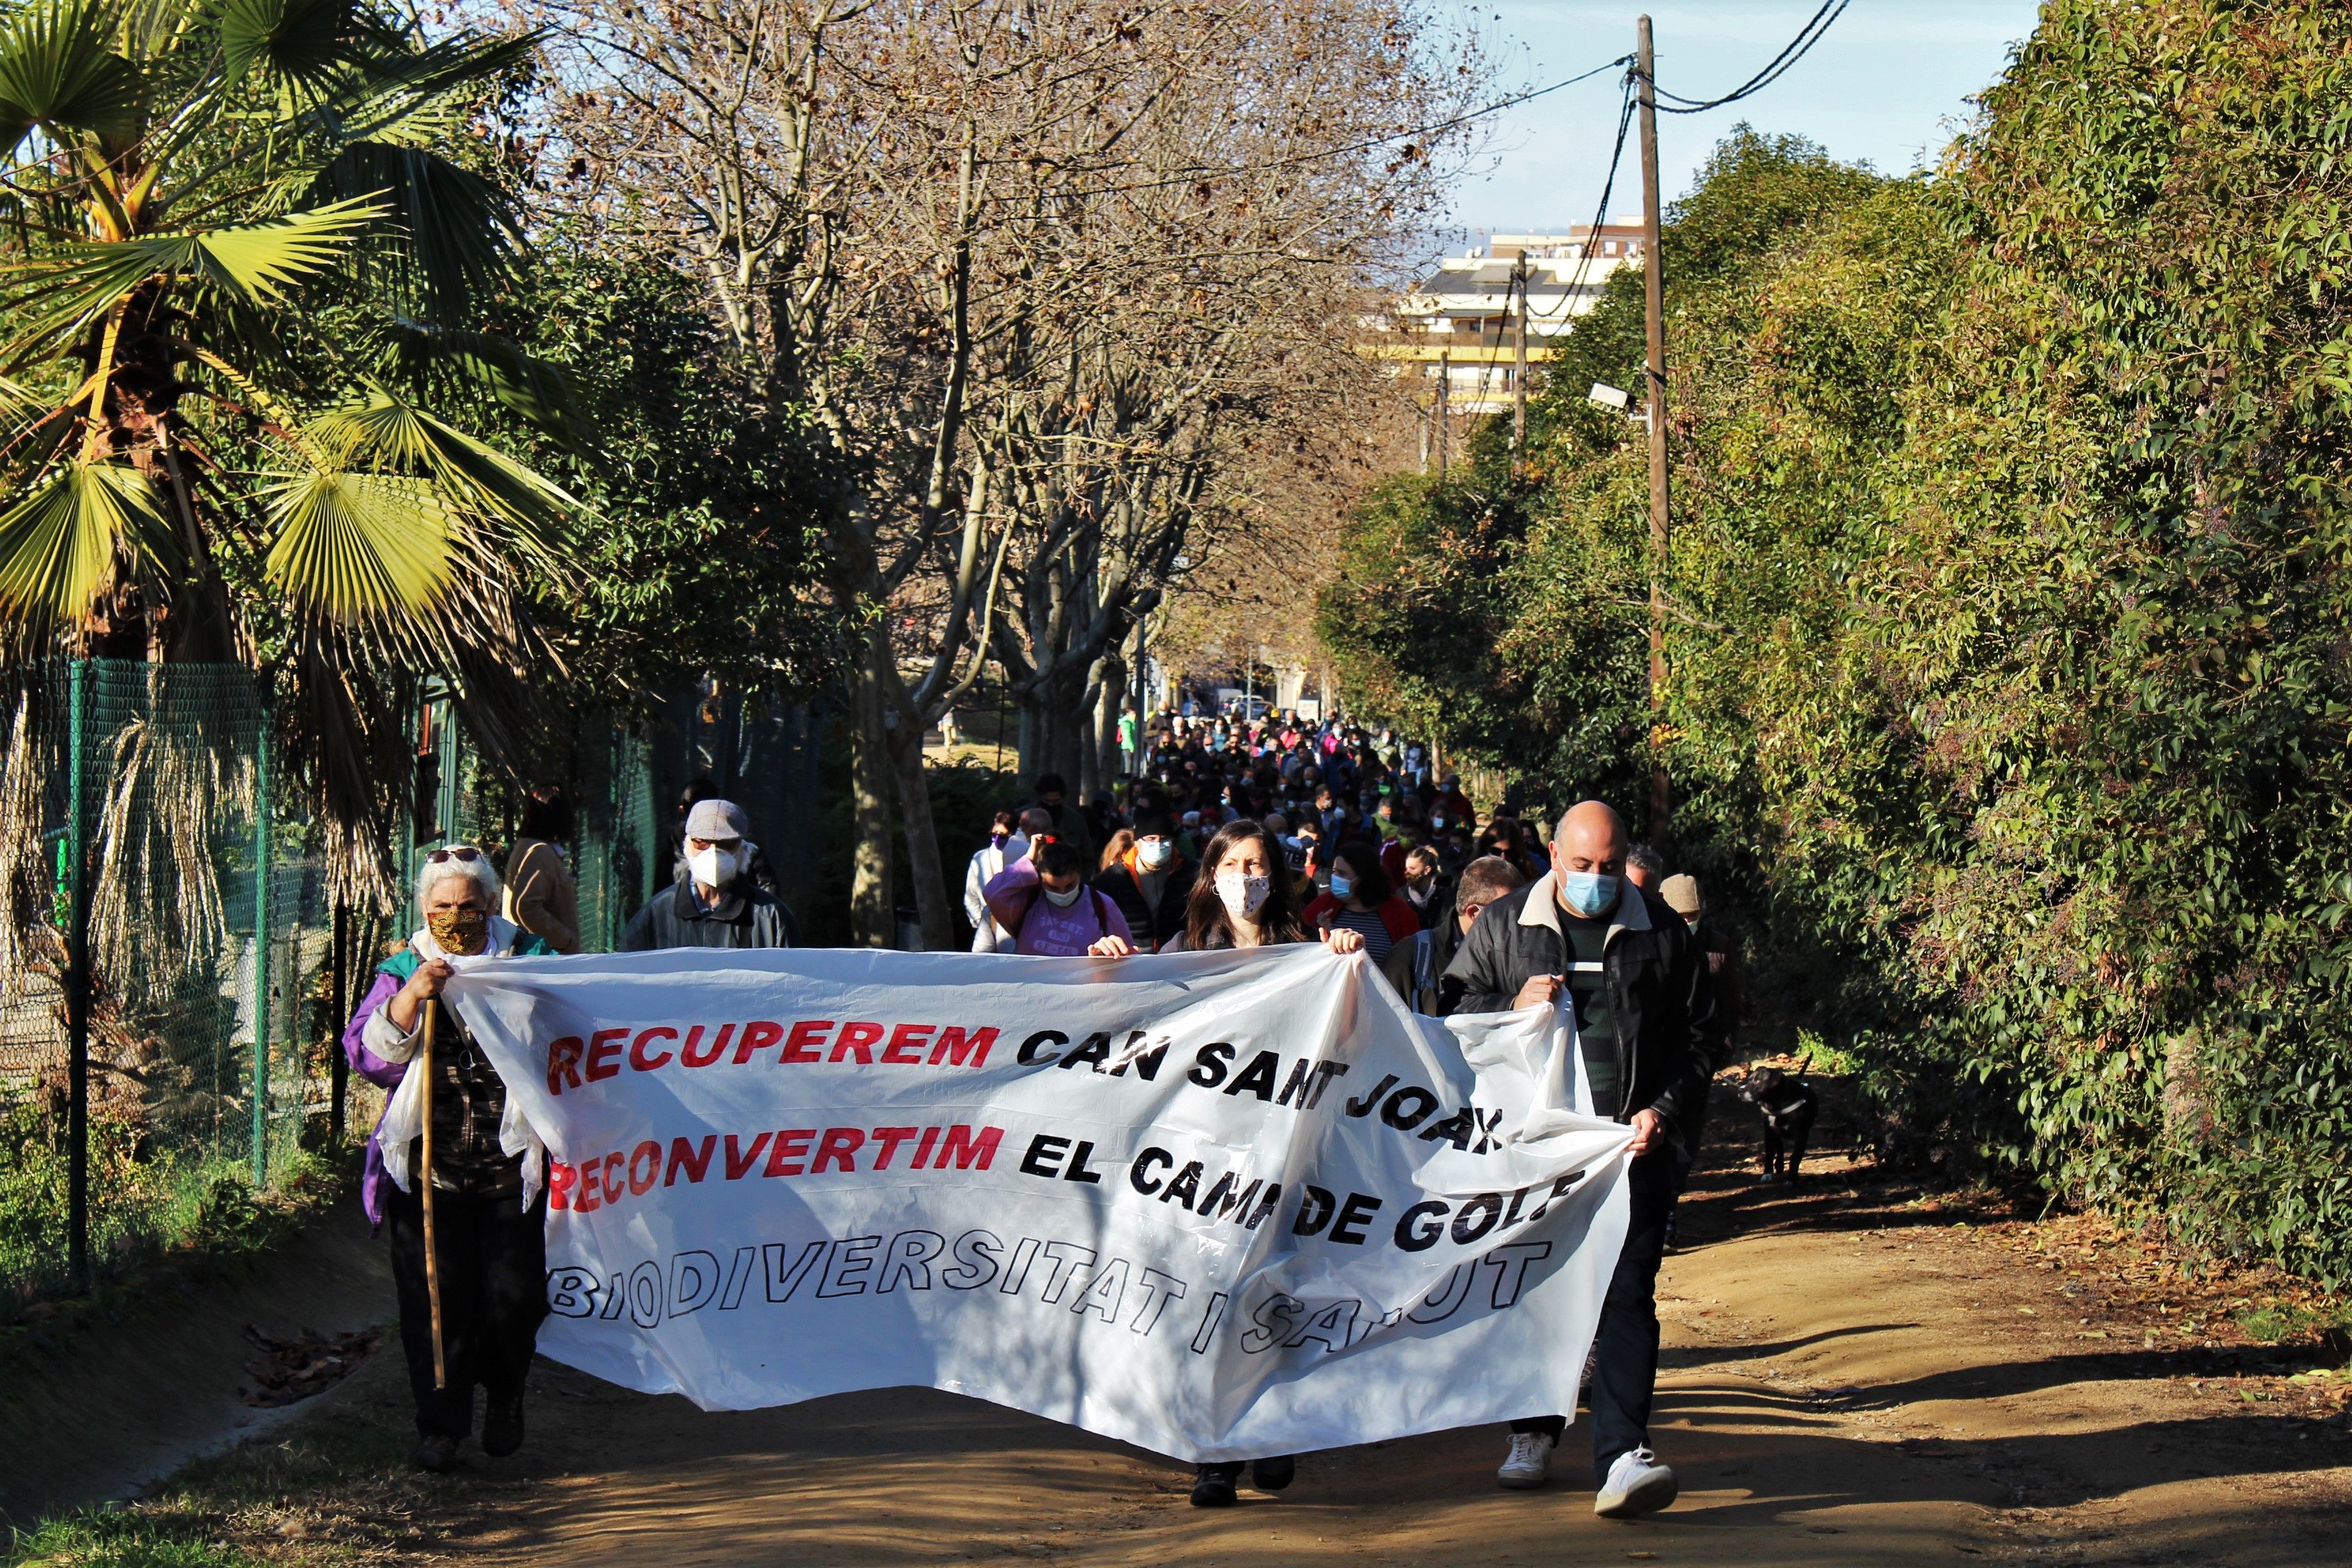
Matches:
[65,657,91,1293]
[329,899,348,1143]
[249,714,272,1188]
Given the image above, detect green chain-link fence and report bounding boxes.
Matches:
[0,659,661,1309]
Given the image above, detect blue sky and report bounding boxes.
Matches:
[1438,1,2046,240]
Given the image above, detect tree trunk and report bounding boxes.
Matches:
[1016,698,1042,787]
[1075,673,1100,804]
[1093,652,1124,789]
[847,632,894,947]
[887,721,957,951]
[1017,669,1074,786]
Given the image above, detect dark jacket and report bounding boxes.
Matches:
[1402,872,1454,932]
[621,879,800,951]
[1024,799,1096,869]
[1442,879,1716,1150]
[1692,919,1743,1054]
[1092,855,1198,951]
[1382,909,1465,1013]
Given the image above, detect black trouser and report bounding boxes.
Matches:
[1511,1148,1679,1483]
[385,1181,549,1440]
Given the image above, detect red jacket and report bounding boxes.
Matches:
[1302,892,1419,947]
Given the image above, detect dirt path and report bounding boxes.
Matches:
[336,1152,2349,1567]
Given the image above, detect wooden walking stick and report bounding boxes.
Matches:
[419,996,446,1390]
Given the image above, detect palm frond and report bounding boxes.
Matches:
[218,0,355,93]
[0,372,55,434]
[341,29,538,114]
[194,192,385,295]
[378,318,593,445]
[280,27,537,322]
[0,458,176,622]
[0,0,146,150]
[260,466,453,621]
[0,195,386,365]
[307,142,519,323]
[306,384,579,553]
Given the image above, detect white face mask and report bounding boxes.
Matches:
[1137,838,1174,869]
[689,845,738,889]
[1043,882,1085,909]
[1216,871,1271,922]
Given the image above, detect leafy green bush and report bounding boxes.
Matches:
[1322,4,2352,1284]
[1,1090,344,1312]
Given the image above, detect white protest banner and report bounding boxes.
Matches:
[446,944,1632,1462]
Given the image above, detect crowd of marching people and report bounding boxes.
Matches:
[339,697,1741,1525]
[962,706,1552,990]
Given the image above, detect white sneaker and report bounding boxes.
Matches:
[1497,1430,1554,1489]
[1594,1447,1678,1518]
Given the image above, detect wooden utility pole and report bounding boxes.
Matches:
[1435,352,1451,477]
[1511,251,1529,474]
[1637,14,1671,842]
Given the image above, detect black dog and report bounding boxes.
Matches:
[1737,1059,1818,1183]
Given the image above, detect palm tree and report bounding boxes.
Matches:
[0,0,583,889]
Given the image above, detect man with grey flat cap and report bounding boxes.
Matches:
[621,797,800,951]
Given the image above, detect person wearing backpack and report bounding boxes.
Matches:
[981,834,1134,956]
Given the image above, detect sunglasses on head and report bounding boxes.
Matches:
[425,846,483,864]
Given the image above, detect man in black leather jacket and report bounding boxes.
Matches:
[1443,799,1716,1518]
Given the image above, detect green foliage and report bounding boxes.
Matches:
[0,0,598,879]
[1317,472,1539,769]
[1323,5,2352,1284]
[4,1513,268,1568]
[487,237,840,704]
[0,1091,340,1309]
[1662,127,1886,287]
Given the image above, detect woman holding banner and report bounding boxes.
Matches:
[1110,820,1365,1503]
[343,847,556,1473]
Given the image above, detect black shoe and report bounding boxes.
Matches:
[412,1433,460,1473]
[1191,1462,1243,1507]
[1250,1454,1296,1492]
[482,1395,525,1457]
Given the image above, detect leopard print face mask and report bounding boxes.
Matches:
[425,906,489,955]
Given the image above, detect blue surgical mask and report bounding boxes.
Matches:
[1558,870,1619,919]
[1328,874,1354,900]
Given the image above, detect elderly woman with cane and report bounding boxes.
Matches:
[344,845,557,1472]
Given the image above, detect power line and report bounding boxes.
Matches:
[1439,75,1635,442]
[1512,1,1844,323]
[1650,0,1848,114]
[1071,54,1639,200]
[1109,3,1839,201]
[1424,4,1837,430]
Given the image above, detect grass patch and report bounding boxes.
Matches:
[3,1352,463,1568]
[7,1512,270,1567]
[2235,1301,2352,1346]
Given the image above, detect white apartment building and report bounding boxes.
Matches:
[1375,220,1650,416]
